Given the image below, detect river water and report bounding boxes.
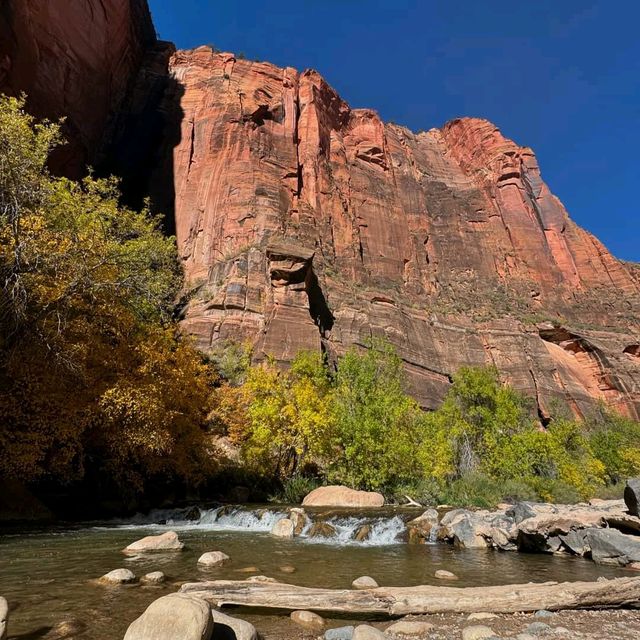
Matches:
[0,505,629,639]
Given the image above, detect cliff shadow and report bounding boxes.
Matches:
[97,41,183,235]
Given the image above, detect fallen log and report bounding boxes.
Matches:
[180,576,640,616]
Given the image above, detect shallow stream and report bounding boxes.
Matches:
[0,505,630,639]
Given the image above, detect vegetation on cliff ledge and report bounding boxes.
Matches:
[1,95,639,509]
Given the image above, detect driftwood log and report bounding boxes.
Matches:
[180,577,640,616]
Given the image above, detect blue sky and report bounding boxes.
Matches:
[148,1,639,262]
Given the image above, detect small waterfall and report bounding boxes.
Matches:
[303,515,406,546]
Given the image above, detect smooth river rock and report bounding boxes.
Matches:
[352,625,388,640]
[435,569,458,580]
[303,486,384,508]
[124,594,213,640]
[198,551,230,567]
[352,576,379,589]
[0,596,7,640]
[211,608,258,640]
[290,610,326,631]
[462,626,496,640]
[325,626,355,640]
[385,620,434,636]
[271,518,295,538]
[98,568,136,585]
[123,531,184,554]
[141,571,166,584]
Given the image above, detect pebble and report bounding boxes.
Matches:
[279,564,296,574]
[534,610,555,619]
[290,609,326,631]
[525,622,551,635]
[325,627,355,640]
[468,613,498,621]
[385,619,434,636]
[353,625,388,640]
[462,625,497,640]
[352,575,379,589]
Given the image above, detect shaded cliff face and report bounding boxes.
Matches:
[0,0,155,175]
[157,48,639,419]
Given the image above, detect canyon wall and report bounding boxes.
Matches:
[0,0,156,174]
[152,48,640,419]
[2,1,638,420]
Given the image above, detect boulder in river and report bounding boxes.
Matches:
[435,569,458,580]
[42,619,87,639]
[291,610,326,631]
[625,478,640,516]
[354,524,371,542]
[0,596,7,640]
[271,518,295,538]
[406,508,439,543]
[123,531,184,554]
[279,564,296,574]
[308,521,337,539]
[211,608,258,640]
[289,507,309,535]
[585,528,640,565]
[124,593,213,640]
[302,485,384,508]
[98,568,136,585]
[141,571,166,584]
[198,551,230,567]
[352,576,379,589]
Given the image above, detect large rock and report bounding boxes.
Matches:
[108,48,640,419]
[289,508,309,535]
[625,478,640,516]
[406,509,439,543]
[124,594,213,640]
[302,486,384,508]
[585,528,640,565]
[308,521,338,538]
[211,609,257,640]
[123,531,184,554]
[0,596,7,640]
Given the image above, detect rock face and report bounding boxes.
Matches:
[117,47,640,419]
[302,486,385,508]
[0,0,156,175]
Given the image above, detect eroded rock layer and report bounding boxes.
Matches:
[151,48,639,418]
[0,0,155,174]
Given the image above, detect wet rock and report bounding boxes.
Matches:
[524,622,551,635]
[211,608,258,640]
[98,568,136,584]
[352,625,387,640]
[124,593,213,640]
[302,486,384,508]
[271,518,295,538]
[352,576,379,589]
[462,626,496,640]
[123,531,184,554]
[198,551,230,567]
[355,524,372,542]
[279,564,296,574]
[290,610,326,632]
[308,521,337,538]
[0,597,7,640]
[42,619,87,639]
[585,528,640,565]
[141,571,166,585]
[184,506,201,521]
[435,569,458,580]
[235,566,260,573]
[289,508,309,535]
[385,619,434,636]
[625,478,640,516]
[325,627,355,640]
[407,509,439,542]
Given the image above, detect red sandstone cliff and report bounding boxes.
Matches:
[153,48,639,419]
[0,0,155,174]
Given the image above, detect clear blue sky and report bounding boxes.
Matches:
[148,1,639,262]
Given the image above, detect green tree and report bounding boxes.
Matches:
[330,338,425,490]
